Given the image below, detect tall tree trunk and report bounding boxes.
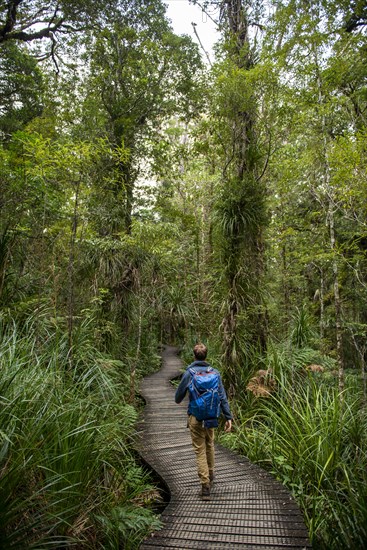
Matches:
[67,180,80,366]
[130,272,141,405]
[123,162,134,235]
[328,200,345,394]
[350,331,367,407]
[312,22,345,393]
[0,232,11,303]
[319,265,325,345]
[281,240,290,332]
[219,0,267,392]
[114,156,134,235]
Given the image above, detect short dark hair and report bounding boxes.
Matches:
[193,343,207,360]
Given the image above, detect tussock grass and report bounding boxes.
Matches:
[0,314,161,549]
[221,342,367,549]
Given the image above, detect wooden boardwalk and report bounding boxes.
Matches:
[137,346,311,549]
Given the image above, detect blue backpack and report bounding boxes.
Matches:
[188,367,220,427]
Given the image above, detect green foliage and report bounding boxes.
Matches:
[0,314,161,549]
[290,305,318,348]
[221,340,367,548]
[0,43,43,137]
[95,505,162,550]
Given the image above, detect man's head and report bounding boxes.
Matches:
[193,343,207,360]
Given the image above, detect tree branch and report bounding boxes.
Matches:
[191,0,221,28]
[191,22,212,66]
[0,0,23,39]
[0,17,64,42]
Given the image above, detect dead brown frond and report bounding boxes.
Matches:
[306,364,325,373]
[67,511,92,538]
[131,488,163,507]
[246,369,276,397]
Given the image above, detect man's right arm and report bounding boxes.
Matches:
[175,370,190,403]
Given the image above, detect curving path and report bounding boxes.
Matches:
[137,346,311,549]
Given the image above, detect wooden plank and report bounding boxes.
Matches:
[137,346,311,549]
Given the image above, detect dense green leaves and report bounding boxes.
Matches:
[0,42,43,136]
[0,314,160,548]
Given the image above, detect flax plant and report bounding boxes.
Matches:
[222,349,367,549]
[0,314,161,549]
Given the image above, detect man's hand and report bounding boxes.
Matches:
[224,419,232,433]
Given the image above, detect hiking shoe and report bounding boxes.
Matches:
[201,484,211,501]
[209,471,215,484]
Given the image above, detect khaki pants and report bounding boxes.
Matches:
[188,415,215,485]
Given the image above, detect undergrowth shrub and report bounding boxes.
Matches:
[220,342,367,549]
[0,313,162,549]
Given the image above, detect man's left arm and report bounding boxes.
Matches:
[218,375,233,431]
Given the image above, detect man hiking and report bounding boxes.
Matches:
[175,343,232,501]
